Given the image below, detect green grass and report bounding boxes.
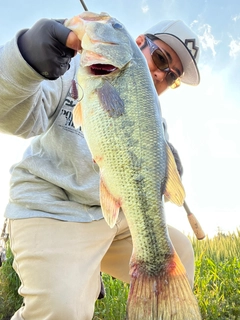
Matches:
[192,230,240,320]
[0,246,22,320]
[1,230,240,319]
[93,274,129,320]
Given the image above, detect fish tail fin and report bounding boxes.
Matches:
[127,251,201,320]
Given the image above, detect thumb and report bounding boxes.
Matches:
[53,20,81,52]
[66,31,82,52]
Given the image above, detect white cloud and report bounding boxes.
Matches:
[206,119,240,158]
[190,20,199,28]
[232,14,240,22]
[141,0,149,13]
[229,37,240,58]
[198,24,220,56]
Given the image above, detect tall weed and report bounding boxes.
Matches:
[192,230,240,319]
[0,245,22,320]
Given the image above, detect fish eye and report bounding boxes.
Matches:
[112,22,123,29]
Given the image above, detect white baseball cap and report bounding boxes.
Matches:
[145,20,200,86]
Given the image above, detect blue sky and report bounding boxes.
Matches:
[0,0,240,237]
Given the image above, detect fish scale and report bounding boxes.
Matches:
[65,11,202,320]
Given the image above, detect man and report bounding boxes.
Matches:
[0,15,200,320]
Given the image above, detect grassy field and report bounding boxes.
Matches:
[1,230,239,320]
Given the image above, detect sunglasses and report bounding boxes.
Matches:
[145,36,181,89]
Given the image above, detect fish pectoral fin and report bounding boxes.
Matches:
[73,101,83,128]
[100,178,121,228]
[97,81,125,118]
[164,143,185,206]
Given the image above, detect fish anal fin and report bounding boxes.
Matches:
[127,251,201,319]
[164,143,185,206]
[73,102,83,129]
[100,178,121,228]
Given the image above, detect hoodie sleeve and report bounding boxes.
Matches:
[0,31,75,139]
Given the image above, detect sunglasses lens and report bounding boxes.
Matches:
[152,49,179,87]
[152,49,169,70]
[146,37,181,89]
[166,72,178,86]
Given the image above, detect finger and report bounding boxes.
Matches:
[66,31,82,51]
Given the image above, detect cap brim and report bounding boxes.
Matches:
[156,33,200,86]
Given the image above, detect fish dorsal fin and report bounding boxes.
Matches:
[73,101,83,128]
[97,81,125,118]
[164,143,185,206]
[100,177,121,228]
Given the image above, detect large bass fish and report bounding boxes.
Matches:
[65,12,201,320]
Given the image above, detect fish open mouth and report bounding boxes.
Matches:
[90,64,118,75]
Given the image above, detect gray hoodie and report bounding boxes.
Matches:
[0,31,173,223]
[0,31,103,222]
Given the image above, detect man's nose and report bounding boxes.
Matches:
[154,68,167,82]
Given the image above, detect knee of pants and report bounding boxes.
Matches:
[12,269,100,320]
[167,225,195,288]
[15,291,96,320]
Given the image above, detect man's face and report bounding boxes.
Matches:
[136,35,183,95]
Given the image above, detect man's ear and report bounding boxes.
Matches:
[135,34,146,48]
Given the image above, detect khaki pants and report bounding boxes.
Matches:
[9,213,194,320]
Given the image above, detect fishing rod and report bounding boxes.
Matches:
[79,0,88,11]
[77,0,205,241]
[183,201,205,240]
